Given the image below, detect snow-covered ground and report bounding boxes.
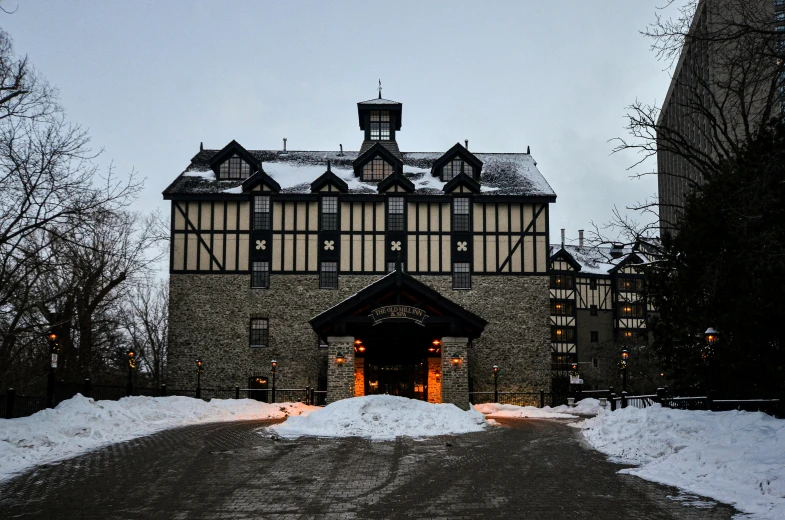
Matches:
[268,395,487,440]
[0,394,314,482]
[578,405,785,519]
[474,398,603,418]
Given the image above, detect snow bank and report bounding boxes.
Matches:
[0,394,314,482]
[578,405,785,519]
[474,399,603,419]
[268,395,487,440]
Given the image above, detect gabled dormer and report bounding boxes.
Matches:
[443,172,481,194]
[310,162,349,193]
[550,248,582,272]
[432,143,483,182]
[609,252,645,275]
[377,168,414,193]
[241,165,281,193]
[352,141,404,182]
[209,140,259,180]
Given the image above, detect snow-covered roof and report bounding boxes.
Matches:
[164,149,556,198]
[549,243,657,275]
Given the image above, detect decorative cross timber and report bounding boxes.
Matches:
[457,241,468,252]
[390,240,401,251]
[255,240,266,251]
[324,240,335,251]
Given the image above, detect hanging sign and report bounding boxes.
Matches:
[369,306,428,326]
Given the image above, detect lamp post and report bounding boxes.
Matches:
[270,359,277,403]
[126,349,136,397]
[196,358,204,399]
[492,365,499,403]
[703,328,719,404]
[619,347,629,393]
[46,331,59,408]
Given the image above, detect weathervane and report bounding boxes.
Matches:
[378,79,382,99]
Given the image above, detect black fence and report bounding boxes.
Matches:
[597,388,784,418]
[1,380,323,420]
[469,391,553,408]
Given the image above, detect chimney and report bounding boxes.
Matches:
[200,141,203,151]
[339,144,344,156]
[465,139,469,150]
[578,230,584,249]
[283,138,287,152]
[610,243,624,259]
[527,145,530,154]
[560,229,565,248]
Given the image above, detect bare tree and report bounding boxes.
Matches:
[121,280,168,386]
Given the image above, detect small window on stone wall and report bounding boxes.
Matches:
[250,318,269,348]
[320,261,338,289]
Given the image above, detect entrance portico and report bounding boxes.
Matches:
[311,267,486,409]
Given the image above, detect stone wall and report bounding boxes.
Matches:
[354,357,365,397]
[326,337,354,403]
[427,357,441,403]
[441,338,469,409]
[168,273,551,396]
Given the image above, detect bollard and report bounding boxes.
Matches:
[83,378,92,399]
[161,384,167,397]
[310,387,315,405]
[621,391,628,409]
[235,385,240,400]
[656,387,665,403]
[305,386,310,405]
[5,388,15,419]
[539,389,545,408]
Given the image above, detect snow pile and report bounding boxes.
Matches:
[579,405,785,519]
[473,403,577,419]
[474,399,603,419]
[0,394,314,482]
[268,395,487,440]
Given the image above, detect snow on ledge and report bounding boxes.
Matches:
[577,405,785,519]
[267,395,487,440]
[0,394,315,482]
[474,398,603,419]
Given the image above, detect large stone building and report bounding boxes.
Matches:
[163,94,557,407]
[657,0,784,231]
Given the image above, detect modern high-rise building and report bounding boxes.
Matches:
[657,0,784,232]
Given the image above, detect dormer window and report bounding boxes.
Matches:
[370,111,390,140]
[220,154,251,179]
[442,157,472,182]
[363,157,393,181]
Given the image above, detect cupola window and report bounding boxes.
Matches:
[220,154,251,179]
[370,110,390,140]
[442,157,472,182]
[363,157,393,181]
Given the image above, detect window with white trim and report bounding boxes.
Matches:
[219,154,251,179]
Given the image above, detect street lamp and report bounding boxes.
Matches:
[196,358,205,399]
[703,328,719,400]
[46,331,59,408]
[126,349,136,397]
[492,365,499,403]
[270,359,277,404]
[618,347,629,393]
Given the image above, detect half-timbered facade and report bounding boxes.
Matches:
[548,236,657,388]
[163,94,556,407]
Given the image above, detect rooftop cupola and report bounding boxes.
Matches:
[357,82,403,160]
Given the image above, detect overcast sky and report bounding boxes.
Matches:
[3,1,679,248]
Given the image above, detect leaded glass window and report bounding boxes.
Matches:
[363,157,393,181]
[250,318,269,347]
[370,110,390,140]
[219,154,251,179]
[321,197,338,231]
[320,261,338,289]
[452,262,471,289]
[252,261,269,289]
[254,196,270,230]
[387,197,405,231]
[453,198,470,232]
[442,157,471,181]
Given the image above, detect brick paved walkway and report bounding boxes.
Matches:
[0,417,738,519]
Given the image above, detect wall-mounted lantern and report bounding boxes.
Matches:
[336,353,346,364]
[451,354,461,365]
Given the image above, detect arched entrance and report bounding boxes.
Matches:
[310,268,486,407]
